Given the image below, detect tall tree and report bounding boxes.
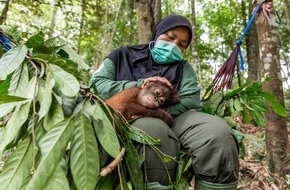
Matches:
[283,0,290,27]
[246,2,260,81]
[77,0,87,53]
[136,0,161,43]
[190,0,198,68]
[49,4,57,38]
[255,0,289,175]
[0,0,10,25]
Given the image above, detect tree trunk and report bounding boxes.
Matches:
[136,0,161,43]
[49,5,57,38]
[246,2,260,82]
[136,0,152,43]
[190,0,198,68]
[255,0,288,176]
[152,0,161,28]
[77,0,86,54]
[0,0,10,25]
[283,0,290,27]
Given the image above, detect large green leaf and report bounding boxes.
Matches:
[43,96,64,131]
[0,73,12,94]
[31,54,89,82]
[43,165,70,190]
[70,113,99,190]
[0,100,31,156]
[25,32,53,54]
[0,136,33,190]
[92,107,120,158]
[201,92,223,115]
[0,95,26,104]
[24,75,38,99]
[0,101,19,118]
[8,63,29,97]
[0,45,28,79]
[260,91,288,117]
[51,64,80,97]
[84,100,102,121]
[26,118,74,190]
[38,72,55,121]
[124,140,144,189]
[126,125,160,145]
[59,44,90,70]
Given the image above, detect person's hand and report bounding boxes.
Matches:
[141,76,173,89]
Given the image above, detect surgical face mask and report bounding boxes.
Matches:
[150,40,183,64]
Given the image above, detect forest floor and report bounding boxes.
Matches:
[236,123,290,190]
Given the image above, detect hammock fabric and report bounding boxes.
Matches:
[0,31,13,51]
[202,2,265,100]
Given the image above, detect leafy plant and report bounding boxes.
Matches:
[201,81,287,157]
[202,81,287,128]
[0,27,166,190]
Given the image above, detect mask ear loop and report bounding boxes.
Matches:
[148,41,156,51]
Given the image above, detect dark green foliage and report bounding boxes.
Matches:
[0,28,160,190]
[201,81,287,157]
[202,81,287,128]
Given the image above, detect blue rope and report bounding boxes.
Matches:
[236,3,262,70]
[0,32,13,51]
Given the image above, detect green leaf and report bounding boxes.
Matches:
[0,45,28,79]
[95,173,114,190]
[0,73,12,94]
[0,101,19,118]
[59,44,90,70]
[233,98,243,112]
[26,118,74,190]
[32,54,88,81]
[84,100,102,121]
[223,116,237,127]
[24,75,38,99]
[51,64,80,97]
[241,105,251,124]
[25,32,53,54]
[0,95,26,104]
[43,165,70,190]
[8,63,29,97]
[232,129,245,144]
[126,125,160,145]
[0,136,33,190]
[92,105,120,158]
[43,96,64,131]
[260,91,288,117]
[124,140,144,189]
[252,110,265,127]
[38,72,55,121]
[202,92,223,112]
[70,113,99,190]
[0,101,31,156]
[224,81,250,99]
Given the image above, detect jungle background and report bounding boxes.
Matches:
[0,0,290,189]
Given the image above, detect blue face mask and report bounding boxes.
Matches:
[150,40,183,64]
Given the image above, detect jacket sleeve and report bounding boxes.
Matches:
[89,58,144,100]
[166,63,201,117]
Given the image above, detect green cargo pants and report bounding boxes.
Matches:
[132,109,239,186]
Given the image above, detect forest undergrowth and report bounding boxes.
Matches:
[237,122,290,190]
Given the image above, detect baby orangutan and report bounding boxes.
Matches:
[106,81,180,125]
